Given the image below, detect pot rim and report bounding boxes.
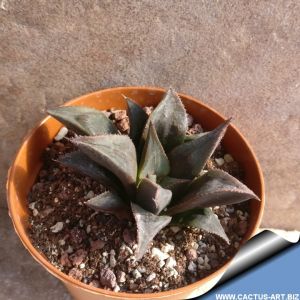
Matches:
[7,86,265,298]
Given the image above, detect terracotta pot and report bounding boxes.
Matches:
[7,87,265,300]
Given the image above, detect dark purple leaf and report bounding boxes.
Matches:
[86,191,130,220]
[142,88,188,151]
[57,151,122,193]
[48,106,118,136]
[125,97,148,145]
[182,208,229,243]
[169,119,231,179]
[160,176,191,195]
[131,203,172,260]
[167,169,260,215]
[72,135,137,197]
[136,178,172,214]
[138,122,170,180]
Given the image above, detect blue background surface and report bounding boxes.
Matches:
[199,242,300,299]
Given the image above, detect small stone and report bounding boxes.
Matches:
[188,261,197,273]
[86,225,91,234]
[85,190,95,200]
[197,257,204,265]
[50,222,64,233]
[66,219,70,224]
[237,220,248,236]
[146,272,156,282]
[188,123,203,134]
[137,266,146,273]
[165,257,177,268]
[110,249,116,256]
[224,154,234,163]
[79,263,85,269]
[186,248,198,261]
[60,252,71,267]
[100,268,117,289]
[161,243,174,253]
[66,245,74,254]
[190,241,199,250]
[151,247,169,260]
[143,106,153,115]
[167,267,178,278]
[117,118,129,132]
[132,269,142,279]
[210,245,216,252]
[204,255,210,264]
[70,249,87,266]
[90,239,105,251]
[234,242,240,249]
[33,209,39,217]
[54,127,68,141]
[110,255,117,268]
[79,219,84,227]
[215,157,225,166]
[102,251,108,257]
[170,226,181,234]
[70,228,86,244]
[113,285,120,292]
[113,110,127,121]
[29,202,36,210]
[68,268,83,281]
[157,260,165,268]
[58,239,65,246]
[54,197,59,203]
[89,280,100,288]
[117,271,126,283]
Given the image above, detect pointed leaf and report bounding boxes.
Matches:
[182,208,229,243]
[160,176,191,195]
[57,151,122,193]
[48,106,118,136]
[167,169,260,215]
[138,122,170,180]
[126,97,148,144]
[72,135,137,197]
[136,178,172,214]
[142,88,188,151]
[169,119,231,179]
[131,203,172,260]
[86,191,130,219]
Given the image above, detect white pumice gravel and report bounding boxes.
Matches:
[132,269,142,279]
[33,209,39,217]
[110,255,117,268]
[29,202,36,210]
[137,266,146,273]
[151,247,169,260]
[161,243,174,253]
[79,263,85,269]
[157,260,165,268]
[117,271,126,283]
[197,257,204,265]
[188,261,197,273]
[215,157,225,166]
[66,245,73,254]
[54,127,68,141]
[113,285,120,292]
[146,272,156,282]
[86,225,91,234]
[224,153,234,163]
[58,239,65,246]
[50,221,64,233]
[165,257,177,268]
[190,241,199,250]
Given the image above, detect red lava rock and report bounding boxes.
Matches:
[68,268,83,281]
[60,252,72,267]
[123,228,135,246]
[186,248,198,261]
[70,249,87,266]
[117,118,129,133]
[237,220,248,236]
[70,227,87,245]
[100,268,117,288]
[90,239,105,251]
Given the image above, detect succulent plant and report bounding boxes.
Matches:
[48,88,260,259]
